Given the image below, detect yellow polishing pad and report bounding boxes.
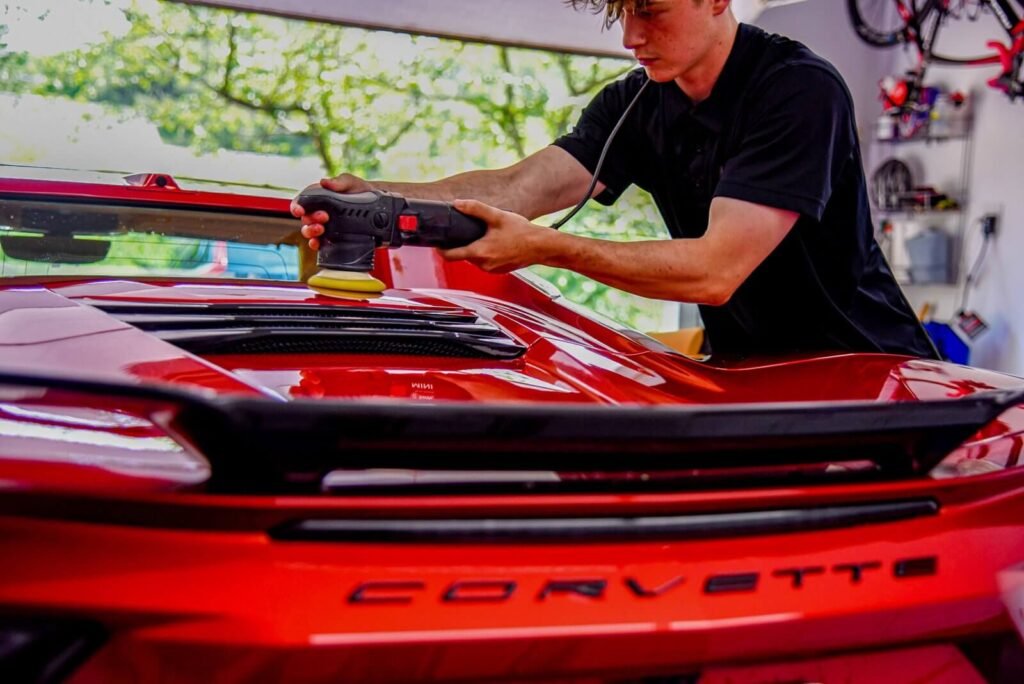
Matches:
[307,269,386,293]
[308,285,382,301]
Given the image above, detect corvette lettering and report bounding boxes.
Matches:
[348,556,937,604]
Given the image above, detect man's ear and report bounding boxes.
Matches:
[710,0,732,17]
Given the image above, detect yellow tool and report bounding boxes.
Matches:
[308,268,386,293]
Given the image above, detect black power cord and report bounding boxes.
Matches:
[549,77,651,230]
[958,213,997,314]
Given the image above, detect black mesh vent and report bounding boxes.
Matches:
[88,300,525,359]
[219,335,489,357]
[126,318,501,335]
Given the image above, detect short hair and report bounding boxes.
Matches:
[566,0,650,29]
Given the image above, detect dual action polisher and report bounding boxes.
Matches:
[295,185,486,292]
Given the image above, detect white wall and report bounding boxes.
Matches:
[756,0,1024,375]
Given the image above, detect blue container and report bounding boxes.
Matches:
[924,321,969,364]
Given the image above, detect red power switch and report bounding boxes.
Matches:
[398,214,419,232]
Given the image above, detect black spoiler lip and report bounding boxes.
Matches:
[0,370,1022,494]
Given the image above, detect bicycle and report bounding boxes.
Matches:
[847,0,1024,102]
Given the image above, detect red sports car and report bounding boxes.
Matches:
[1,166,1024,683]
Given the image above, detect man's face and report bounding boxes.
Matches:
[620,0,720,83]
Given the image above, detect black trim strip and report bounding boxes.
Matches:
[84,301,478,322]
[0,192,290,220]
[270,499,939,542]
[108,314,503,335]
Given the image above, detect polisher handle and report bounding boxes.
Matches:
[400,198,487,248]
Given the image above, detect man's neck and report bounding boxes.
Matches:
[674,18,739,103]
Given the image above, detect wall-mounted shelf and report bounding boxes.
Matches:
[871,111,973,289]
[876,209,961,219]
[876,133,969,145]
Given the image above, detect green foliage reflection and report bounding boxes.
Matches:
[2,0,678,330]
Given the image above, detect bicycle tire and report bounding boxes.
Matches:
[920,1,1003,64]
[928,51,1002,64]
[849,0,1002,64]
[847,0,912,46]
[928,46,1003,65]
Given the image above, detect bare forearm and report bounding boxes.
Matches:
[444,197,797,307]
[537,231,730,305]
[372,168,530,214]
[531,197,798,305]
[372,147,595,221]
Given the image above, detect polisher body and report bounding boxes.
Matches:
[296,185,487,276]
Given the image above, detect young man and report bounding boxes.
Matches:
[294,0,937,358]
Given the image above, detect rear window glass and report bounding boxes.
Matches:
[0,198,300,281]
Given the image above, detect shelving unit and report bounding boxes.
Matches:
[872,123,973,287]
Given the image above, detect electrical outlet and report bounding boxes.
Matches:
[981,214,998,237]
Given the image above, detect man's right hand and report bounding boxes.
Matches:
[290,174,375,251]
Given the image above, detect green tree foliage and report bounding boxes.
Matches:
[0,21,27,76]
[3,0,679,331]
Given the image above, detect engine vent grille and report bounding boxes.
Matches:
[88,301,525,359]
[198,335,492,357]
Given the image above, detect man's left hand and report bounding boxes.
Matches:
[440,199,549,273]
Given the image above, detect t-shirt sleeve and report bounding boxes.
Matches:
[551,75,644,206]
[714,65,856,221]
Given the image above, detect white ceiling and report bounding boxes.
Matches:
[179,0,632,57]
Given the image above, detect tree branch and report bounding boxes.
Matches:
[557,54,632,96]
[497,47,526,158]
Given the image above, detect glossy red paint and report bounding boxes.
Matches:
[2,170,1024,682]
[9,277,1024,407]
[0,481,1022,682]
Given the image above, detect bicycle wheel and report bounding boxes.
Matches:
[847,0,914,46]
[916,0,1003,64]
[928,48,1002,65]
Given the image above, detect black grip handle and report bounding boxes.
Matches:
[295,187,383,218]
[402,198,486,248]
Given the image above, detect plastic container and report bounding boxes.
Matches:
[905,227,951,283]
[923,321,969,364]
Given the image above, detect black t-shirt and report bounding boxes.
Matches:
[553,23,938,359]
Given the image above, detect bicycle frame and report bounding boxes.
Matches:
[905,0,1016,65]
[853,0,1024,100]
[984,0,1024,96]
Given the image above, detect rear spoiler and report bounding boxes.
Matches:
[1,370,1022,494]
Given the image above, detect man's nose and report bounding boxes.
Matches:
[621,15,645,51]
